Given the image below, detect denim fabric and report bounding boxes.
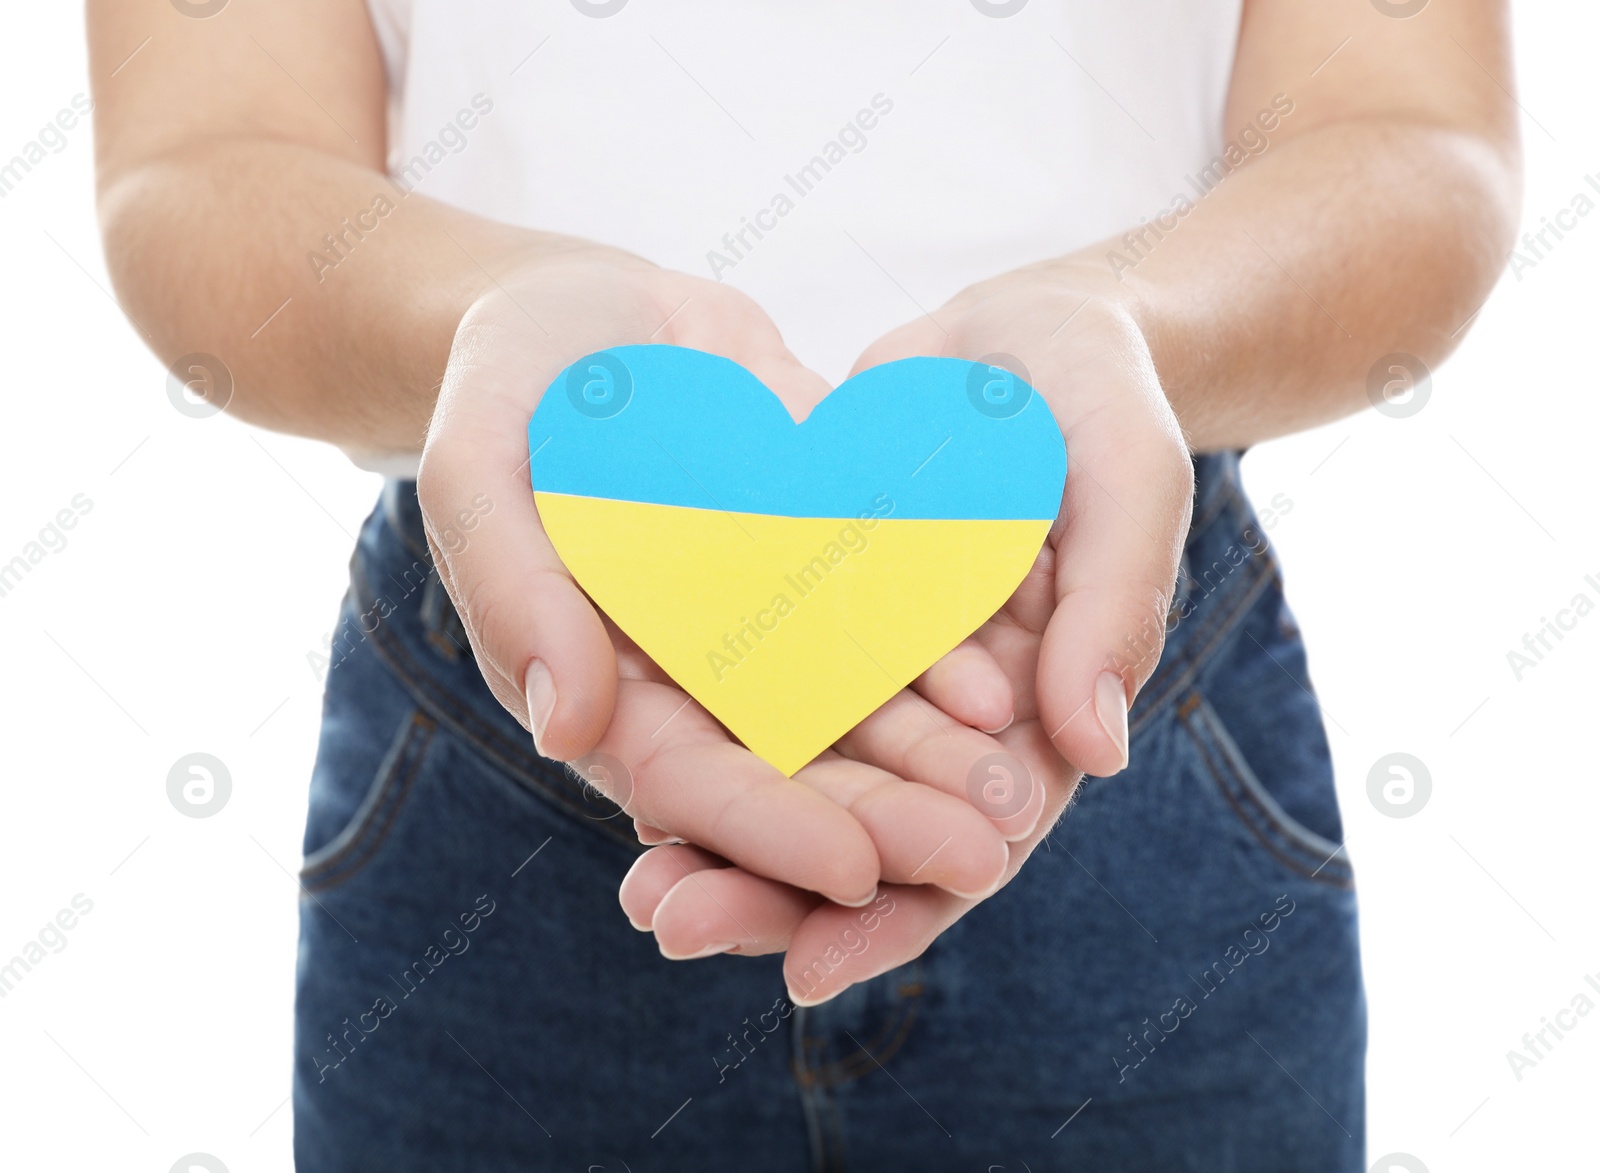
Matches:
[292,452,1365,1171]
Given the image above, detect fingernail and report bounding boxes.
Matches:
[946,883,1003,901]
[835,885,878,909]
[1094,670,1130,773]
[634,819,685,847]
[788,983,846,1008]
[660,941,738,961]
[980,713,1015,735]
[524,658,556,757]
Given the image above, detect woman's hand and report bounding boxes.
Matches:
[625,269,1196,999]
[420,244,829,758]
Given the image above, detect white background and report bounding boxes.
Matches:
[0,3,1595,1170]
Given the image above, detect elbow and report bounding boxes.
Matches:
[1446,124,1523,331]
[1458,125,1523,297]
[1387,122,1523,370]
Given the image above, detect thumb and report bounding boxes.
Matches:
[420,434,619,762]
[419,321,621,762]
[1035,408,1192,778]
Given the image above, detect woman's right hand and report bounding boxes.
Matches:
[420,244,828,757]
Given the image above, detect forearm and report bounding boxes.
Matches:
[1038,118,1518,453]
[98,137,561,451]
[1121,120,1516,451]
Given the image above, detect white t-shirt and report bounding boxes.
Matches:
[354,0,1242,477]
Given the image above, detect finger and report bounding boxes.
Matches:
[800,756,1008,897]
[603,616,677,687]
[651,866,820,959]
[910,638,1015,734]
[965,544,1057,726]
[594,679,882,906]
[834,692,1046,841]
[635,726,1077,991]
[783,885,963,1006]
[624,709,1009,900]
[787,723,1078,1004]
[618,844,724,931]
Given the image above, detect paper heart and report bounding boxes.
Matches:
[528,345,1066,775]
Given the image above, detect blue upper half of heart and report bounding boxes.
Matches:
[527,345,1066,521]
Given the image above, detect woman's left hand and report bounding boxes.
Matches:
[623,273,1196,1003]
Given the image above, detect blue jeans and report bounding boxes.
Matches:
[292,453,1365,1171]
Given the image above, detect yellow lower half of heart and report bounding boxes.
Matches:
[536,492,1051,776]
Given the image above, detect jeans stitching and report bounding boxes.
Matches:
[1131,540,1275,737]
[351,556,644,854]
[301,710,436,893]
[791,1006,846,1173]
[792,969,925,1089]
[1178,691,1354,889]
[420,573,464,662]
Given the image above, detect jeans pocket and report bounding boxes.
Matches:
[300,709,437,894]
[1177,690,1353,889]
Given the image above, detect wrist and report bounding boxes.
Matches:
[995,251,1185,444]
[1027,250,1158,341]
[454,235,659,339]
